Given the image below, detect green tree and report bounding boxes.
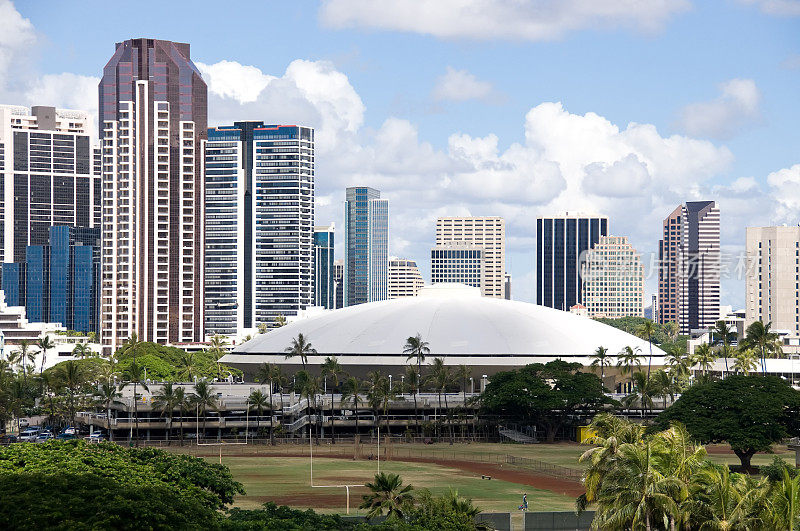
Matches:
[191,380,219,440]
[590,346,612,382]
[152,382,181,442]
[482,360,613,443]
[732,348,759,376]
[359,472,415,520]
[713,320,735,377]
[429,358,454,442]
[693,343,717,379]
[284,333,316,370]
[57,360,87,427]
[37,335,55,374]
[405,364,422,437]
[742,320,782,376]
[206,335,229,379]
[93,382,122,440]
[320,356,342,443]
[120,362,149,444]
[656,375,800,471]
[247,389,269,440]
[177,350,197,382]
[72,341,93,360]
[404,333,430,380]
[341,376,364,436]
[636,320,656,379]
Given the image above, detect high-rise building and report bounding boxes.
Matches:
[435,217,505,298]
[204,122,315,336]
[0,104,101,265]
[99,38,207,350]
[314,224,335,309]
[658,201,720,333]
[581,235,644,319]
[431,241,484,288]
[388,258,424,298]
[333,259,344,309]
[536,213,609,311]
[1,225,100,333]
[344,187,388,306]
[745,226,800,333]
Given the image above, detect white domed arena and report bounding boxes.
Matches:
[221,284,665,379]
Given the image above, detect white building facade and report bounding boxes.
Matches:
[581,235,644,319]
[431,241,484,288]
[746,226,800,334]
[388,258,424,299]
[436,216,505,298]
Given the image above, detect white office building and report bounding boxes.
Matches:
[746,226,800,334]
[431,241,484,288]
[388,258,424,299]
[581,235,644,319]
[436,216,505,298]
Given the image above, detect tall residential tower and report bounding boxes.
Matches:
[99,38,207,350]
[204,122,315,336]
[344,187,388,306]
[745,226,800,333]
[435,217,505,298]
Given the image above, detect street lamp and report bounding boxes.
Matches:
[389,374,393,390]
[481,375,488,392]
[469,377,474,394]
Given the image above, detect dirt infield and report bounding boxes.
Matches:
[210,451,585,499]
[250,493,368,509]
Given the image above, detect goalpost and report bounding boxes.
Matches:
[195,405,250,463]
[309,424,382,514]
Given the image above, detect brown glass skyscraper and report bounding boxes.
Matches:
[98,39,207,351]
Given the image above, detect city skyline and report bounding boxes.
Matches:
[1,1,799,310]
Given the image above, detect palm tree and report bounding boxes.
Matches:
[683,462,752,530]
[119,362,149,444]
[429,357,454,443]
[732,349,759,376]
[257,322,269,334]
[403,334,430,379]
[713,320,735,378]
[359,472,415,520]
[284,333,316,370]
[665,345,690,379]
[206,335,229,379]
[616,346,642,393]
[455,364,472,438]
[742,321,780,375]
[15,339,32,381]
[72,341,93,360]
[274,314,287,328]
[175,386,190,445]
[301,374,322,442]
[664,321,679,342]
[636,321,656,379]
[152,382,181,442]
[405,365,422,437]
[247,389,269,440]
[320,356,342,443]
[176,351,197,382]
[37,335,55,374]
[191,380,219,440]
[254,363,279,443]
[651,369,674,409]
[341,376,364,436]
[693,343,716,378]
[628,371,656,417]
[768,468,800,530]
[590,346,612,383]
[58,360,87,427]
[93,382,122,441]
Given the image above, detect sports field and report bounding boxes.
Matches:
[183,441,796,515]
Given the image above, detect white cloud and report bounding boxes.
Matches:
[739,0,800,16]
[583,154,651,197]
[432,67,494,102]
[319,0,691,41]
[766,164,800,221]
[0,1,100,134]
[675,78,761,139]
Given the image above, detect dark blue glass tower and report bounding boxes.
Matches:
[313,226,335,309]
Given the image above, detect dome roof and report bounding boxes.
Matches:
[230,284,664,362]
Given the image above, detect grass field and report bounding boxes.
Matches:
[190,441,797,515]
[220,456,577,514]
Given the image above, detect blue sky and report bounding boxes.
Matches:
[4,0,800,308]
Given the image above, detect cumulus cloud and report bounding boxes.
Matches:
[766,164,800,220]
[583,154,651,198]
[675,78,761,140]
[432,67,495,102]
[319,0,691,41]
[0,1,100,133]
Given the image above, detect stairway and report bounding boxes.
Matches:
[499,428,538,444]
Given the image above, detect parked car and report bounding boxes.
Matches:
[0,434,17,445]
[35,431,54,443]
[19,428,40,442]
[85,432,106,443]
[56,433,77,440]
[61,427,77,436]
[18,418,29,428]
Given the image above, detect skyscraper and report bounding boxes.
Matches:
[314,224,335,309]
[435,217,505,298]
[431,242,484,288]
[333,259,344,309]
[99,38,207,350]
[745,226,800,333]
[536,213,609,311]
[204,122,315,336]
[0,104,101,265]
[1,225,100,333]
[658,201,720,333]
[344,187,388,306]
[388,258,424,298]
[581,235,644,319]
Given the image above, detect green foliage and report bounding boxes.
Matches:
[224,502,354,530]
[594,316,687,351]
[115,341,241,381]
[0,441,244,529]
[481,360,615,442]
[655,375,800,469]
[44,357,108,382]
[761,456,799,483]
